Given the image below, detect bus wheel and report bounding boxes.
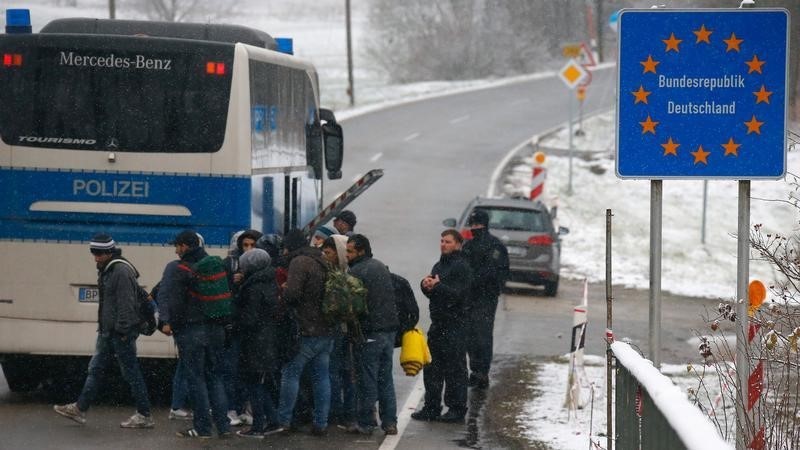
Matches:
[2,356,43,392]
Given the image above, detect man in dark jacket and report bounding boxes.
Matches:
[275,230,335,436]
[165,230,231,439]
[462,209,509,389]
[54,233,154,429]
[346,234,399,435]
[412,229,472,423]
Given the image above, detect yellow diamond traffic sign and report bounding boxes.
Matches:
[558,60,588,90]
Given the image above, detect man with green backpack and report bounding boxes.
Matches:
[165,229,233,439]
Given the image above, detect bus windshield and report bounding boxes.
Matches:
[0,34,234,153]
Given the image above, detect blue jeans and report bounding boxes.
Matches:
[77,332,151,416]
[356,331,397,429]
[170,356,190,410]
[329,332,356,423]
[174,323,229,436]
[277,336,334,429]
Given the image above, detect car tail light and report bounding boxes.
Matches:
[460,228,473,240]
[2,53,23,67]
[528,235,553,246]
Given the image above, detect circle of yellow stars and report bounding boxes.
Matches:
[631,24,772,166]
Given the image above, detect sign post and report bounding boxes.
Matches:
[616,9,788,449]
[558,59,588,196]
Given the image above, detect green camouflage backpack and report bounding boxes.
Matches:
[323,269,368,324]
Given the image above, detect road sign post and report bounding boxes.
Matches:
[558,59,588,196]
[615,9,788,449]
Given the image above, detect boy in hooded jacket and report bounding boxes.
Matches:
[234,249,282,438]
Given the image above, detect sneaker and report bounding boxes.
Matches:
[120,412,155,429]
[262,424,289,436]
[238,412,253,426]
[310,426,327,436]
[437,409,466,424]
[345,423,374,435]
[168,408,193,420]
[410,409,440,422]
[227,410,243,426]
[176,428,212,439]
[383,424,398,435]
[236,428,265,439]
[53,403,86,425]
[336,420,356,430]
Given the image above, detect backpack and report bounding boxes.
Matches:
[136,285,157,336]
[106,258,157,336]
[323,269,368,324]
[391,272,419,347]
[181,255,233,319]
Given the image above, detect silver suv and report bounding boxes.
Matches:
[444,197,569,296]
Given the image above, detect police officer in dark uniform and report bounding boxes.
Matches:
[461,209,509,389]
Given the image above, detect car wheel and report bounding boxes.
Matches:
[544,278,559,297]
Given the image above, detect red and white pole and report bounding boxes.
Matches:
[530,151,547,202]
[745,280,767,450]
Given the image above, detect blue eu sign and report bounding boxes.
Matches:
[616,9,788,179]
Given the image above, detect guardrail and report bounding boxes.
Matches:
[612,342,732,450]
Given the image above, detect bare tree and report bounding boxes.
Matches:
[124,0,237,23]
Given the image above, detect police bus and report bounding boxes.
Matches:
[0,13,344,393]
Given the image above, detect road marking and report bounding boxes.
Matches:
[449,114,470,124]
[403,132,420,142]
[352,173,363,182]
[370,152,383,162]
[378,375,425,450]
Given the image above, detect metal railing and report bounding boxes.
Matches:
[612,342,732,450]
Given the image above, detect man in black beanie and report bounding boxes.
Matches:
[54,233,154,429]
[333,210,357,236]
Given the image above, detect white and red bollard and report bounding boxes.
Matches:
[530,151,547,202]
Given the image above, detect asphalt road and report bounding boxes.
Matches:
[0,65,723,449]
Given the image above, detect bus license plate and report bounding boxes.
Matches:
[78,287,99,303]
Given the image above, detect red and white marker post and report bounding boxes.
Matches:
[530,151,547,202]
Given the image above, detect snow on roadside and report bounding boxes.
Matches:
[520,354,730,450]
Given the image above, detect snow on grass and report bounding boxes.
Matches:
[521,353,732,450]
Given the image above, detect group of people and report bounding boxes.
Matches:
[51,207,509,441]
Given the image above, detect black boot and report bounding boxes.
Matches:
[410,408,441,421]
[437,409,466,423]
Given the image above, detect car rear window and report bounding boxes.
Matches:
[478,207,549,232]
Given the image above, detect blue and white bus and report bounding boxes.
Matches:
[0,15,343,392]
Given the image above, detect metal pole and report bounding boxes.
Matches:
[567,92,574,196]
[109,0,115,19]
[345,0,355,107]
[649,180,662,367]
[735,180,751,450]
[701,180,708,244]
[596,0,604,63]
[606,208,613,450]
